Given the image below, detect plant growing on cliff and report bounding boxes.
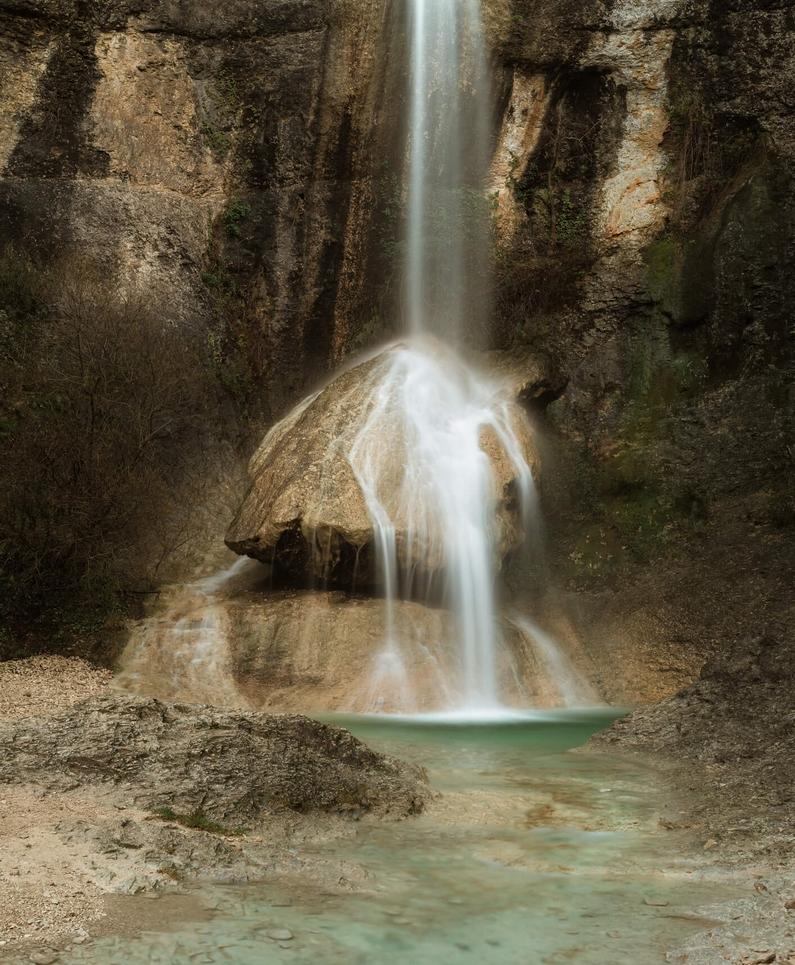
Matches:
[201,124,231,161]
[224,199,252,238]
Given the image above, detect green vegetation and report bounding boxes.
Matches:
[199,258,256,408]
[201,124,231,161]
[554,324,712,587]
[223,199,252,238]
[152,807,245,836]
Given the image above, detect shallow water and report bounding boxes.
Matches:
[64,712,728,964]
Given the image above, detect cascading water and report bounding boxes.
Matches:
[346,0,531,710]
[346,341,535,710]
[118,0,597,714]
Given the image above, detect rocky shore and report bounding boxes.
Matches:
[0,658,428,960]
[590,632,795,964]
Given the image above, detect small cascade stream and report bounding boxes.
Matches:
[118,557,260,707]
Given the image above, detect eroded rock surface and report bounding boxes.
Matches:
[0,672,429,952]
[591,633,795,859]
[225,343,539,586]
[0,694,428,822]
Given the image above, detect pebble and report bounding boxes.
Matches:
[29,951,59,965]
[266,929,294,942]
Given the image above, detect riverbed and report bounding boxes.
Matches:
[60,710,733,964]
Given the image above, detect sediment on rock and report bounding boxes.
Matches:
[0,694,429,822]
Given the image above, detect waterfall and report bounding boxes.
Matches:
[347,341,535,710]
[344,0,533,710]
[119,0,590,715]
[117,557,259,707]
[509,614,599,708]
[407,0,492,341]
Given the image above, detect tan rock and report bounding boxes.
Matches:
[226,592,579,713]
[0,36,53,172]
[119,573,596,713]
[225,343,539,585]
[584,14,675,249]
[90,32,226,199]
[489,70,551,243]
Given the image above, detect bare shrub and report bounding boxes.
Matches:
[0,252,216,631]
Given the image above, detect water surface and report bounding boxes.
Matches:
[65,711,726,964]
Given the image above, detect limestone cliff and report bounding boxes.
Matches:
[486,0,794,701]
[0,0,792,699]
[0,0,397,418]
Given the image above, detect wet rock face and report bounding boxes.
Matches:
[225,343,539,588]
[226,593,590,713]
[489,0,794,701]
[0,694,429,821]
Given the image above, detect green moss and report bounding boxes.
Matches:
[152,807,245,837]
[223,199,252,239]
[201,125,231,161]
[201,265,240,297]
[645,235,683,309]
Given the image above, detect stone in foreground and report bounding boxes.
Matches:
[0,695,428,822]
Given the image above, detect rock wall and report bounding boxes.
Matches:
[1,0,792,700]
[0,0,397,418]
[488,0,794,701]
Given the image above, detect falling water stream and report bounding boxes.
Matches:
[346,340,536,710]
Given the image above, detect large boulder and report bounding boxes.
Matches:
[225,340,539,586]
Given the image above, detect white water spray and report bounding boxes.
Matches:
[510,614,599,708]
[347,340,535,709]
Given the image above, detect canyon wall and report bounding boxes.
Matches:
[0,0,792,698]
[0,0,399,420]
[485,0,794,702]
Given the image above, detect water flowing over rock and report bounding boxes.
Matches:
[121,586,598,714]
[226,340,539,589]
